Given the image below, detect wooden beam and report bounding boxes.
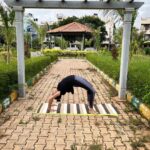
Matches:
[5,0,143,9]
[129,0,134,3]
[106,0,111,3]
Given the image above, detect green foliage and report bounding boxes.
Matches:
[144,47,150,55]
[32,38,41,50]
[55,37,68,49]
[0,6,16,63]
[43,49,96,57]
[50,16,105,30]
[29,20,48,50]
[114,27,144,56]
[111,45,119,60]
[142,92,150,107]
[86,52,120,81]
[0,55,57,103]
[86,53,150,106]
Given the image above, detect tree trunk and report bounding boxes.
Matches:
[6,44,10,64]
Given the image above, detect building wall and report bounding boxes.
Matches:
[141,18,150,41]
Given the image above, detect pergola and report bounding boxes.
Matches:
[4,0,143,99]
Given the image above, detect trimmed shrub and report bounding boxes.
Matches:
[43,49,97,57]
[0,54,57,103]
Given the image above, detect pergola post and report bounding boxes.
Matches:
[119,8,134,99]
[14,6,26,97]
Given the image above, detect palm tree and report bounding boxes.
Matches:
[101,2,137,55]
[0,5,15,64]
[29,20,48,51]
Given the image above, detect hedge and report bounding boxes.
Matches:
[0,54,57,103]
[86,52,150,107]
[43,49,97,57]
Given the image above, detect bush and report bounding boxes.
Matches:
[144,47,150,55]
[86,53,150,106]
[0,54,57,103]
[43,49,97,57]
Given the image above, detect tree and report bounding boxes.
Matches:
[0,6,15,64]
[114,27,144,56]
[24,32,31,58]
[50,16,78,29]
[29,20,48,51]
[102,7,138,54]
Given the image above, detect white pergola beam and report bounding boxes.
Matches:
[119,8,133,99]
[5,0,143,9]
[14,6,26,97]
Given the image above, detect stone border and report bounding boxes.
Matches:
[87,60,150,121]
[0,61,57,115]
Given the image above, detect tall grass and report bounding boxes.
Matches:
[87,53,150,106]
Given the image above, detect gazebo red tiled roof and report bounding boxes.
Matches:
[47,22,92,33]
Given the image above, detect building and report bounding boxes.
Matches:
[140,18,150,47]
[47,22,92,50]
[102,19,115,50]
[24,13,38,40]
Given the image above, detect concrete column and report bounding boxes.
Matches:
[14,6,26,97]
[119,8,134,99]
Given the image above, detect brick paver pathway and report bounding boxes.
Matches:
[0,59,150,150]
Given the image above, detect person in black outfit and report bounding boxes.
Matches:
[48,75,96,113]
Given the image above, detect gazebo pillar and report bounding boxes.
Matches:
[14,6,26,97]
[81,33,85,50]
[61,34,63,49]
[119,8,134,99]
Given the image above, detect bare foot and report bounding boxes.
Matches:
[47,108,50,113]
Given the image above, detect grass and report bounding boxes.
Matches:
[57,117,62,124]
[86,52,150,107]
[131,136,150,150]
[19,119,29,125]
[32,115,40,121]
[26,106,33,111]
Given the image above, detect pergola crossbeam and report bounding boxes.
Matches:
[5,0,143,9]
[129,0,134,3]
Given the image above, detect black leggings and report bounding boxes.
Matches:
[87,90,95,108]
[74,76,96,108]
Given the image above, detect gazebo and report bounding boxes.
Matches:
[4,0,143,100]
[47,22,92,50]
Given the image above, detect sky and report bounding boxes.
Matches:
[1,0,150,29]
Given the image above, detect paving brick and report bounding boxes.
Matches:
[16,136,28,145]
[55,144,65,150]
[2,140,16,149]
[35,144,45,150]
[24,140,36,149]
[0,59,149,150]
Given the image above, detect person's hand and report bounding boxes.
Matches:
[89,108,98,114]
